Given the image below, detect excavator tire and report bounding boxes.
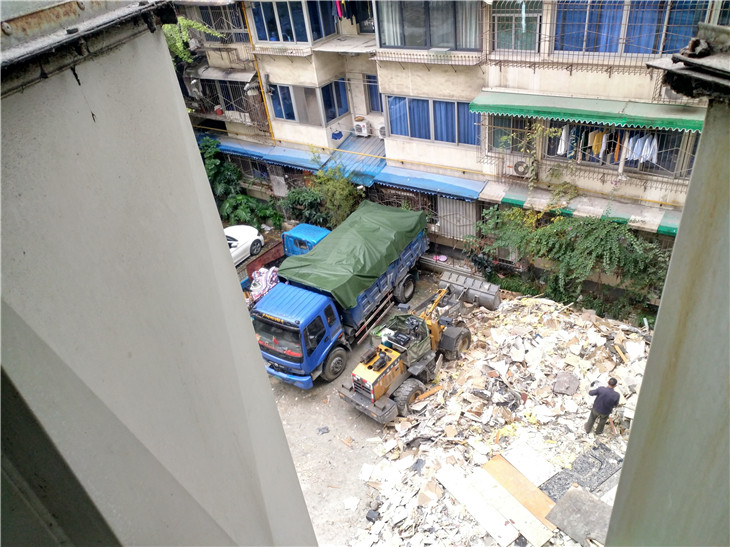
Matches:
[393,378,426,417]
[393,273,416,304]
[439,326,471,361]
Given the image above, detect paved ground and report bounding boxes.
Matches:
[267,272,444,546]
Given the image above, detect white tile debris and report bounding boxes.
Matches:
[347,293,651,547]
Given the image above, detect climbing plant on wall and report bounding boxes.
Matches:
[464,206,670,305]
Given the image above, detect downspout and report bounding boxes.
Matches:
[240,1,275,143]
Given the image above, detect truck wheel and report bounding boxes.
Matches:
[439,326,471,361]
[394,274,416,304]
[321,347,347,382]
[393,378,426,417]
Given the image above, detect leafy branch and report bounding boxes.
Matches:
[162,16,222,64]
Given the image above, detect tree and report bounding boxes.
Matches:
[199,137,243,205]
[310,165,364,227]
[162,16,222,64]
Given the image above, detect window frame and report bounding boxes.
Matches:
[552,0,713,56]
[251,1,311,44]
[491,1,542,52]
[365,75,382,113]
[198,4,249,43]
[543,119,699,180]
[387,95,480,146]
[269,79,349,126]
[376,1,482,52]
[321,79,349,124]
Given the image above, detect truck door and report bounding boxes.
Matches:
[303,304,342,373]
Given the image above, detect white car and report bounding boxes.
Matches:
[225,225,264,266]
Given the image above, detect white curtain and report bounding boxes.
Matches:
[377,1,403,46]
[457,1,480,50]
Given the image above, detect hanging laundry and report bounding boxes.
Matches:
[557,124,570,156]
[641,134,658,164]
[592,131,605,156]
[633,134,648,162]
[614,130,622,164]
[567,126,578,159]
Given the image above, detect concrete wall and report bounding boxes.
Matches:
[606,101,729,546]
[1,22,315,547]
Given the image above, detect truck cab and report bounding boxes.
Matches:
[251,283,344,390]
[282,223,330,257]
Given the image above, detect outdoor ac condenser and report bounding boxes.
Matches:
[354,120,370,137]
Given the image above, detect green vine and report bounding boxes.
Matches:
[464,206,670,305]
[162,16,222,64]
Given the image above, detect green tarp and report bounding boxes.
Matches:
[470,91,705,132]
[277,201,426,309]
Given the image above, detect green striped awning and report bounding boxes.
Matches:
[470,92,705,132]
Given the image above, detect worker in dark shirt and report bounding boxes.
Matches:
[585,378,620,435]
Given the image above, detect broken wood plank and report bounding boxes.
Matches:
[615,345,628,363]
[415,384,443,401]
[482,455,557,531]
[471,467,554,547]
[436,465,520,547]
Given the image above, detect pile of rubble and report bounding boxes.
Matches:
[349,293,651,547]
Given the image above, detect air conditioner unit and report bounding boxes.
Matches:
[354,120,371,137]
[505,159,530,178]
[376,123,386,139]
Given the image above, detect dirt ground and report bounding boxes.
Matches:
[268,272,444,547]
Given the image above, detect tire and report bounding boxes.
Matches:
[393,378,426,417]
[394,274,416,304]
[250,240,262,256]
[321,347,347,382]
[439,326,471,361]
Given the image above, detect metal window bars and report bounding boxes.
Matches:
[192,79,269,131]
[484,0,724,75]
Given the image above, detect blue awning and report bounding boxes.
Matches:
[217,138,273,159]
[323,134,386,187]
[263,147,330,171]
[373,166,486,201]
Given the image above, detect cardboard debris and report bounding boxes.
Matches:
[348,291,651,547]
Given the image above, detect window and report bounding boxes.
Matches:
[492,1,542,51]
[321,79,349,123]
[552,0,711,55]
[377,1,481,50]
[307,0,337,41]
[366,75,382,113]
[554,1,624,53]
[324,305,337,327]
[545,120,699,178]
[304,316,326,355]
[252,1,308,42]
[270,81,347,125]
[719,0,730,25]
[199,5,248,43]
[490,116,528,152]
[387,96,480,145]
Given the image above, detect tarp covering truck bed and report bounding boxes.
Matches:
[276,201,427,309]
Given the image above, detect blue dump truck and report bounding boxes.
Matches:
[251,202,428,389]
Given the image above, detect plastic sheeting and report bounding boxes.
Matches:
[277,202,426,309]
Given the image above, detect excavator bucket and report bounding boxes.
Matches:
[438,271,501,311]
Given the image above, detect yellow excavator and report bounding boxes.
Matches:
[338,275,497,424]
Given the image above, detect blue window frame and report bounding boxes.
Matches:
[388,96,479,145]
[199,5,248,43]
[366,75,382,113]
[252,1,309,43]
[321,80,349,123]
[377,1,481,50]
[271,85,296,120]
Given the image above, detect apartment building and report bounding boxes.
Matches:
[175,0,730,249]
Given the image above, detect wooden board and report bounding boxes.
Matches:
[436,465,520,547]
[471,468,554,547]
[482,455,557,531]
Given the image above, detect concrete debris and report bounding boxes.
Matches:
[348,293,651,547]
